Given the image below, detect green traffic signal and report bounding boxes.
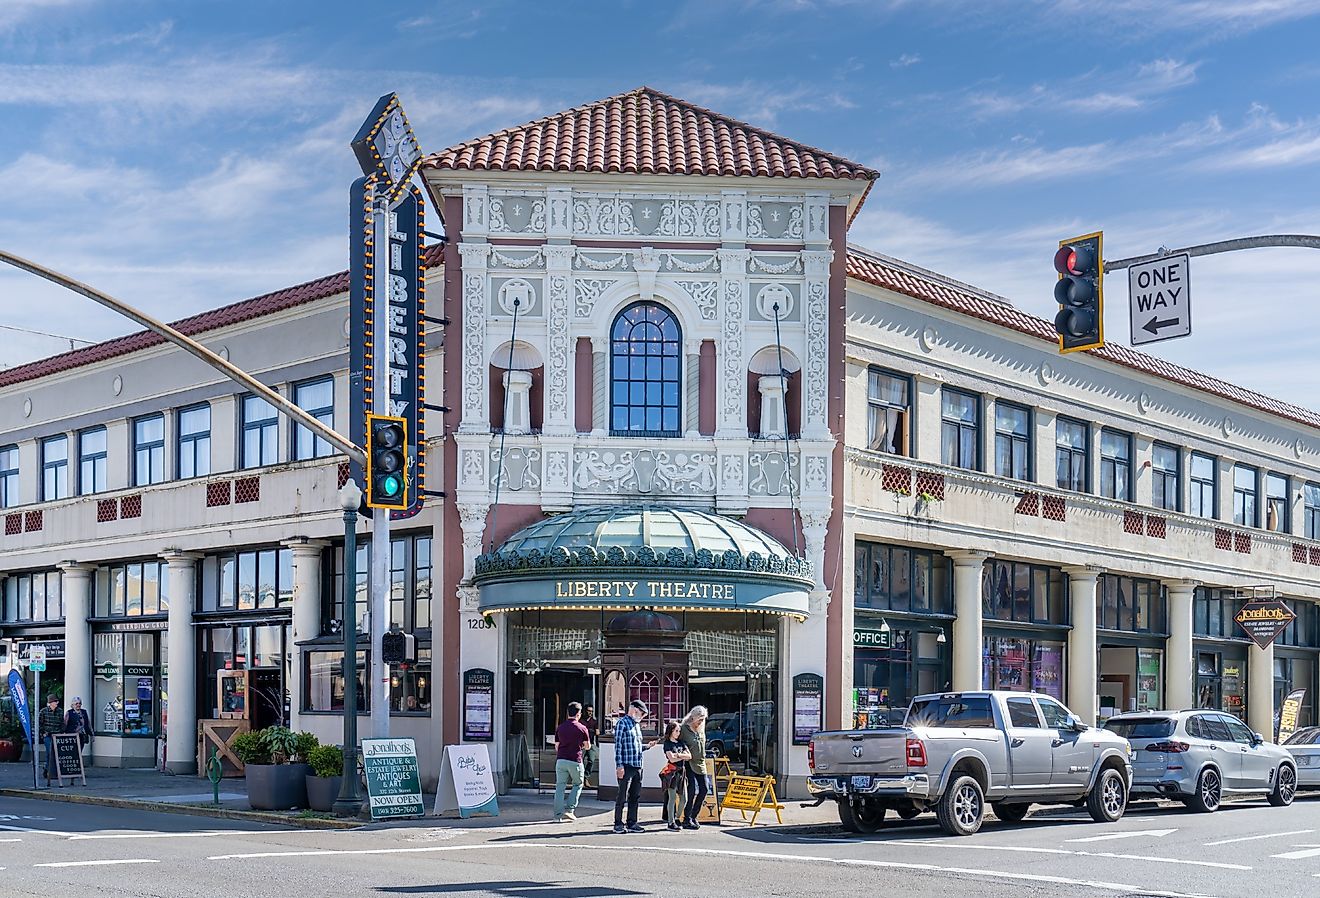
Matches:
[365,413,408,509]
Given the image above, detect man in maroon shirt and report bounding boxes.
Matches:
[553,701,591,821]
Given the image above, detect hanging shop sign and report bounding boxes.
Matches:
[792,673,824,745]
[7,669,32,744]
[462,668,494,743]
[1234,599,1296,649]
[853,627,892,649]
[362,737,425,819]
[17,641,64,661]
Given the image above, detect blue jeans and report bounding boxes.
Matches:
[554,759,584,816]
[684,767,710,823]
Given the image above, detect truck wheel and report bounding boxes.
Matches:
[1268,764,1296,807]
[1188,767,1221,813]
[991,802,1030,823]
[1086,768,1127,823]
[837,801,859,832]
[839,800,886,833]
[936,775,985,836]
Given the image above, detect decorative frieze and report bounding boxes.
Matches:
[572,447,718,495]
[458,242,491,431]
[802,249,833,438]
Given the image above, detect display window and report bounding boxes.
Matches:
[92,632,160,737]
[982,635,1064,699]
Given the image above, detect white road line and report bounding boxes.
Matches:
[0,824,69,836]
[0,839,21,843]
[209,845,480,860]
[69,830,270,841]
[914,842,1247,870]
[35,859,161,868]
[1271,845,1320,860]
[1066,828,1176,843]
[1207,829,1313,846]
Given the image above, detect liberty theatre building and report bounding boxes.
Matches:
[2,88,1318,792]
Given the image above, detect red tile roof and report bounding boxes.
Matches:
[847,247,1320,432]
[424,86,879,182]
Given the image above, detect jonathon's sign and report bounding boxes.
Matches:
[1234,599,1296,650]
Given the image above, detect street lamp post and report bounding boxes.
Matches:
[332,479,364,818]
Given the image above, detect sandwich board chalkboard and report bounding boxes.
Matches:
[51,733,86,787]
[361,737,425,819]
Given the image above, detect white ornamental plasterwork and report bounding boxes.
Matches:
[460,448,487,490]
[748,452,800,497]
[489,195,546,233]
[802,455,829,493]
[717,249,750,431]
[574,278,615,319]
[490,446,542,491]
[800,505,832,595]
[545,450,570,490]
[802,250,833,434]
[755,283,794,320]
[665,253,719,273]
[720,452,746,492]
[457,502,489,583]
[747,201,805,240]
[675,280,719,321]
[748,254,803,275]
[459,243,491,428]
[575,250,630,271]
[544,244,574,427]
[573,448,717,495]
[489,248,544,270]
[497,278,537,315]
[805,194,830,244]
[571,195,721,239]
[462,185,488,235]
[722,191,747,241]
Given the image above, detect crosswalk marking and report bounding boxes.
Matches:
[35,859,161,868]
[1270,844,1320,860]
[1207,829,1313,846]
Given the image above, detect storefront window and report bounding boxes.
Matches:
[92,632,159,736]
[304,650,368,712]
[982,636,1064,698]
[328,533,431,634]
[1194,588,1246,639]
[201,547,293,612]
[854,541,951,614]
[197,623,290,722]
[2,571,62,623]
[1137,649,1162,711]
[389,647,431,713]
[982,559,1066,625]
[1097,575,1166,633]
[94,561,169,618]
[1197,651,1247,721]
[853,627,948,727]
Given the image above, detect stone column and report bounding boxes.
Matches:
[1248,642,1275,739]
[591,337,608,435]
[1165,580,1196,711]
[757,375,787,440]
[57,562,94,750]
[285,539,328,732]
[948,551,989,692]
[1064,566,1101,724]
[161,551,202,774]
[685,341,701,438]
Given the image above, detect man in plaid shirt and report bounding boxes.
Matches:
[613,700,655,833]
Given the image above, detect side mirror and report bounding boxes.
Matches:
[1252,732,1265,745]
[1066,714,1087,733]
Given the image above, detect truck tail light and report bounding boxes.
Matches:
[808,740,815,771]
[1144,741,1190,753]
[906,737,927,768]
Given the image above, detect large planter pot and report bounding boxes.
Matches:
[0,739,23,763]
[245,762,310,810]
[305,774,343,812]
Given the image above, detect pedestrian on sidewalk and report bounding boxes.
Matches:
[612,699,656,834]
[553,701,591,822]
[38,694,63,784]
[679,705,709,830]
[582,706,599,787]
[64,697,93,768]
[660,719,691,831]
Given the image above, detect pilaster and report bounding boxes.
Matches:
[160,551,202,773]
[801,249,833,441]
[543,243,575,436]
[1063,565,1102,724]
[948,550,990,691]
[715,248,750,439]
[458,242,492,433]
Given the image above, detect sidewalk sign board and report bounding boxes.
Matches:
[434,743,499,818]
[361,737,425,819]
[51,733,87,787]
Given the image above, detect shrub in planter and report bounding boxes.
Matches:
[238,727,314,811]
[0,717,26,763]
[305,743,344,813]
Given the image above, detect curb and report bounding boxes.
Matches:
[0,788,363,830]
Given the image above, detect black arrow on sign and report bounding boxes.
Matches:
[1143,316,1180,335]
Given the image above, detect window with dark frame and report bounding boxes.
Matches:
[329,533,432,635]
[867,369,912,456]
[1193,587,1246,639]
[1097,574,1167,634]
[609,302,681,437]
[1306,483,1320,541]
[133,414,166,486]
[293,377,335,460]
[1099,428,1132,501]
[241,394,279,468]
[1,570,62,623]
[41,434,69,501]
[1266,472,1289,532]
[177,404,211,479]
[1233,463,1258,528]
[994,402,1031,481]
[93,561,170,617]
[940,388,979,471]
[78,426,107,495]
[980,558,1067,625]
[1055,417,1088,492]
[1152,442,1180,512]
[853,541,952,614]
[1190,452,1217,519]
[0,444,17,508]
[201,546,294,612]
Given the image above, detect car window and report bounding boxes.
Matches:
[1197,715,1234,742]
[1221,717,1256,745]
[908,696,994,728]
[1006,697,1042,728]
[1184,716,1204,739]
[1104,717,1175,739]
[1037,698,1071,728]
[1284,727,1319,746]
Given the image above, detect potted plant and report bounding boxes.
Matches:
[0,716,26,763]
[305,743,344,812]
[234,727,317,810]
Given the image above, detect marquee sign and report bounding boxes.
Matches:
[1234,599,1296,649]
[351,93,423,203]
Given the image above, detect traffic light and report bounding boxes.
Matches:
[381,630,414,665]
[365,413,408,509]
[1053,231,1104,353]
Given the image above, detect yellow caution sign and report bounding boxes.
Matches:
[718,774,784,826]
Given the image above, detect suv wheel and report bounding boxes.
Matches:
[838,801,886,833]
[1268,764,1297,807]
[991,802,1030,823]
[1086,768,1127,823]
[1188,766,1222,813]
[707,740,726,759]
[936,775,985,836]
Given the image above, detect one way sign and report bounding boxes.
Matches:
[1129,254,1191,346]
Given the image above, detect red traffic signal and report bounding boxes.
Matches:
[1053,232,1104,354]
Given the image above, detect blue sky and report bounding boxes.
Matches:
[2,0,1320,410]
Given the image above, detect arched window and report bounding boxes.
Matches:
[610,302,681,436]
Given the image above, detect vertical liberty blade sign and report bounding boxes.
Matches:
[385,186,425,519]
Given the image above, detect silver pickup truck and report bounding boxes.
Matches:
[806,691,1132,835]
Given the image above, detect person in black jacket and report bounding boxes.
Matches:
[37,695,63,784]
[64,696,93,766]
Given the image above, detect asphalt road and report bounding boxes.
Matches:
[3,795,1320,898]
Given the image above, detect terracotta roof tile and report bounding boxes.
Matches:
[424,86,879,182]
[847,247,1320,432]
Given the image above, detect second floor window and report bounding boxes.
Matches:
[1233,464,1258,527]
[178,404,211,479]
[294,377,335,460]
[1152,442,1180,511]
[994,402,1031,481]
[1099,429,1132,501]
[1306,483,1320,540]
[133,414,166,486]
[610,301,681,437]
[78,427,107,495]
[1266,473,1289,532]
[1,444,19,508]
[41,435,68,501]
[1190,452,1216,519]
[242,394,279,468]
[1055,417,1088,492]
[940,389,979,470]
[867,369,911,455]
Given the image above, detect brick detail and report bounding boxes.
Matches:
[120,494,142,519]
[881,464,912,495]
[1015,492,1039,516]
[1214,528,1233,551]
[338,461,351,489]
[915,470,945,501]
[97,498,119,523]
[1124,511,1144,535]
[1042,495,1066,522]
[1234,532,1251,554]
[206,481,233,507]
[4,513,21,536]
[235,476,260,504]
[24,510,42,532]
[1146,515,1166,539]
[1311,547,1320,566]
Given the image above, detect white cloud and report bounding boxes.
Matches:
[890,53,921,68]
[965,58,1200,119]
[0,0,88,32]
[1047,0,1320,32]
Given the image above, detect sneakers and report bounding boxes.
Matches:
[682,820,700,830]
[626,824,645,833]
[667,822,681,831]
[613,824,626,834]
[563,811,577,821]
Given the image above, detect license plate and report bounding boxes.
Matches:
[851,775,873,790]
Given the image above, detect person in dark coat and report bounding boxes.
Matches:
[38,694,63,784]
[64,696,93,766]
